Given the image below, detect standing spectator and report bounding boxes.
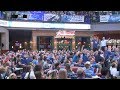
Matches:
[72,51,80,63]
[91,36,99,52]
[100,37,110,52]
[82,50,89,63]
[95,51,103,63]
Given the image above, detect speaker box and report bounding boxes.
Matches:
[23,15,27,18]
[11,15,18,18]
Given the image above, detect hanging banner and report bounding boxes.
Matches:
[27,11,44,21]
[108,15,120,22]
[100,15,110,22]
[56,30,75,36]
[61,15,84,22]
[100,15,120,22]
[44,13,60,22]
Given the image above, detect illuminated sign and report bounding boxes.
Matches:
[107,39,120,45]
[56,30,75,36]
[0,20,91,29]
[0,20,9,27]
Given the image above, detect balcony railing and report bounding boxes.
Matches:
[0,11,120,24]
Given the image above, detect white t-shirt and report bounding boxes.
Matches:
[24,70,36,79]
[101,40,108,47]
[110,67,119,77]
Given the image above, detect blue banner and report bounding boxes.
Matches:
[27,11,44,21]
[108,15,120,22]
[100,15,120,22]
[61,15,84,22]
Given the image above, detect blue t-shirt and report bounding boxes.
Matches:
[82,54,89,62]
[92,39,99,48]
[72,55,79,62]
[26,58,33,65]
[21,58,27,65]
[104,50,111,60]
[91,62,98,68]
[84,67,95,78]
[32,60,38,65]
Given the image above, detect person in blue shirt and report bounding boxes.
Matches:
[91,36,99,52]
[82,53,89,63]
[20,56,27,65]
[32,56,38,65]
[74,58,84,67]
[26,57,33,65]
[72,52,79,63]
[104,47,111,60]
[89,56,97,68]
[84,61,96,78]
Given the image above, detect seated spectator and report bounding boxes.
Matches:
[110,62,119,78]
[8,73,17,79]
[65,63,77,79]
[77,67,85,79]
[46,70,58,79]
[32,56,38,66]
[54,62,60,71]
[74,58,84,67]
[58,69,67,79]
[21,65,30,79]
[0,66,7,79]
[101,67,110,79]
[34,71,43,79]
[34,64,42,72]
[24,65,36,79]
[84,61,96,78]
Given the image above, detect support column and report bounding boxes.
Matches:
[32,36,37,50]
[72,38,75,50]
[54,38,57,50]
[1,31,9,50]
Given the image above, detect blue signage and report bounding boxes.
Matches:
[27,11,44,21]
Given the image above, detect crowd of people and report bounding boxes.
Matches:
[0,36,120,79]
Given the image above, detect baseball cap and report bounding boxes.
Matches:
[85,61,91,65]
